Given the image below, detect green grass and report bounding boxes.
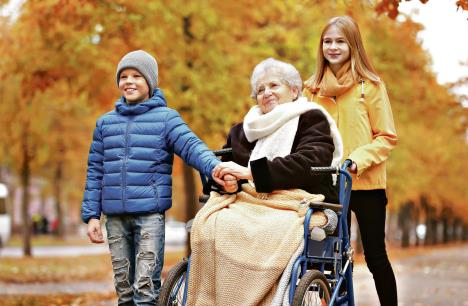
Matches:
[0,250,186,283]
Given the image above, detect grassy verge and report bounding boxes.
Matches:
[0,250,186,283]
[0,292,116,306]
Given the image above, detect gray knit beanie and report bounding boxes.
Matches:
[116,50,158,96]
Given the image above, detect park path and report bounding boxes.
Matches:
[353,244,468,306]
[1,244,467,305]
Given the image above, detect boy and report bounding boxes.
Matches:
[81,50,221,305]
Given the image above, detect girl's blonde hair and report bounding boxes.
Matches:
[310,16,380,89]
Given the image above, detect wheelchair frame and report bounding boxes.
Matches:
[158,149,355,306]
[287,159,355,306]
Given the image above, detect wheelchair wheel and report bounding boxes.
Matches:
[158,259,188,306]
[292,269,331,306]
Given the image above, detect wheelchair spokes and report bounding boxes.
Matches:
[158,259,188,306]
[169,274,186,305]
[293,270,331,306]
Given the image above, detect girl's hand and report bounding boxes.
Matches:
[348,161,357,174]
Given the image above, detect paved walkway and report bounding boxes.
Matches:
[0,245,110,257]
[0,242,183,257]
[1,244,467,305]
[353,244,468,306]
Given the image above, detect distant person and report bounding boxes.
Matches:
[80,50,221,305]
[31,214,41,235]
[40,215,49,234]
[303,16,398,305]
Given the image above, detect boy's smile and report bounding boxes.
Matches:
[119,68,150,103]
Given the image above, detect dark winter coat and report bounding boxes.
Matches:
[223,109,338,202]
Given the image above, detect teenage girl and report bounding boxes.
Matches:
[303,16,398,305]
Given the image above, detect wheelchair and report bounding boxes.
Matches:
[158,149,355,306]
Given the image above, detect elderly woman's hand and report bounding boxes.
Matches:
[211,169,239,193]
[222,174,238,193]
[213,161,253,181]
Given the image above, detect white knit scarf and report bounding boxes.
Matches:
[243,97,343,168]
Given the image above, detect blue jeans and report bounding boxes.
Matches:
[106,213,165,306]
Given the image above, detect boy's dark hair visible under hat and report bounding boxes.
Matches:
[116,50,159,96]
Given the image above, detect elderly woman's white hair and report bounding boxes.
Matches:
[250,58,303,99]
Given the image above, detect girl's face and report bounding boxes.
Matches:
[322,25,351,73]
[255,73,297,114]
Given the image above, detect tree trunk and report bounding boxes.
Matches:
[441,207,450,244]
[421,196,436,246]
[21,142,32,257]
[183,163,197,257]
[54,160,65,238]
[398,201,412,248]
[453,218,462,242]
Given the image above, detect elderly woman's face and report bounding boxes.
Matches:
[255,74,298,114]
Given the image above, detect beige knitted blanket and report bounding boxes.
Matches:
[186,184,327,306]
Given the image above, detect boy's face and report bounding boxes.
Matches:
[118,68,150,104]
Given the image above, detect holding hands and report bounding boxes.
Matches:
[212,162,253,193]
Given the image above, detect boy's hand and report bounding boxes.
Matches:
[87,219,104,243]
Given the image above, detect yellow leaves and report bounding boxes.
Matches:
[0,0,466,220]
[0,255,112,283]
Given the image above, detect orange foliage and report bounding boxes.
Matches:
[0,0,466,224]
[376,0,468,19]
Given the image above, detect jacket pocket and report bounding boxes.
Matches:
[151,180,159,200]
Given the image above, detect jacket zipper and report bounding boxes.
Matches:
[122,117,134,212]
[332,96,339,129]
[314,93,339,128]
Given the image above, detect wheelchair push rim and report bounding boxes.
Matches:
[157,259,188,306]
[292,270,331,306]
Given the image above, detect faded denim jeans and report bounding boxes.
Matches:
[106,213,165,306]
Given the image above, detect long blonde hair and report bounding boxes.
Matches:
[309,16,380,89]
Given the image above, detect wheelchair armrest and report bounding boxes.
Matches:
[199,194,209,204]
[309,201,342,212]
[186,219,193,233]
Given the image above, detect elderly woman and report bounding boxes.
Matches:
[213,58,341,201]
[186,58,342,306]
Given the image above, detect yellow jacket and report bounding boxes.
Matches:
[303,81,397,190]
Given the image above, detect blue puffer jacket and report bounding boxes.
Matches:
[81,89,220,223]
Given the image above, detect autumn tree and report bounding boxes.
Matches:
[1,0,466,254]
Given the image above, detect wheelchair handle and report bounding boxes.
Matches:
[310,159,353,175]
[213,148,233,157]
[310,166,338,175]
